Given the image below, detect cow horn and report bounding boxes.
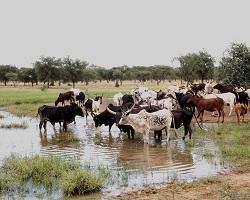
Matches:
[106,107,117,115]
[125,103,136,114]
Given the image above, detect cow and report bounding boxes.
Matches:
[235,103,248,124]
[154,108,194,141]
[38,103,84,131]
[175,92,195,112]
[187,94,225,123]
[156,89,166,100]
[76,92,85,107]
[190,83,205,94]
[204,82,213,94]
[204,92,236,116]
[121,94,134,105]
[70,88,80,96]
[55,91,75,106]
[235,91,249,107]
[84,95,103,119]
[118,108,174,143]
[213,83,234,93]
[93,103,144,139]
[113,92,123,106]
[107,104,162,140]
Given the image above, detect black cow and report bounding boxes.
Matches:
[191,83,205,94]
[93,102,140,139]
[76,92,85,107]
[38,103,84,131]
[235,91,249,107]
[175,92,195,112]
[107,104,163,140]
[154,108,193,140]
[122,94,134,105]
[156,89,166,100]
[213,83,234,93]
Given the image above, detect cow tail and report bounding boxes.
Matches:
[170,111,178,138]
[192,112,208,132]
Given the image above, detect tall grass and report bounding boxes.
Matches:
[0,154,103,197]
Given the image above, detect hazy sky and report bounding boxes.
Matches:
[0,0,249,68]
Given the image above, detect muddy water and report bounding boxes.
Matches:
[0,110,230,199]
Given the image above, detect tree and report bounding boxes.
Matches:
[112,69,123,87]
[174,53,198,86]
[6,72,18,87]
[33,56,62,88]
[18,67,38,86]
[219,42,250,87]
[0,65,18,85]
[195,49,215,82]
[150,65,174,85]
[82,67,97,85]
[62,56,88,88]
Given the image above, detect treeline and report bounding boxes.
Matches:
[0,42,250,88]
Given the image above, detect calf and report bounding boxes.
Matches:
[38,103,84,131]
[118,108,173,143]
[85,95,103,119]
[76,92,85,107]
[235,103,247,123]
[187,94,225,123]
[55,91,75,106]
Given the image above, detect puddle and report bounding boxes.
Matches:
[0,110,230,199]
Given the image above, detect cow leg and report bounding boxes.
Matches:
[63,122,67,131]
[131,129,135,140]
[144,130,150,144]
[127,131,131,139]
[43,121,47,130]
[221,109,225,123]
[39,120,43,130]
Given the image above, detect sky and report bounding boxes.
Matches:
[0,0,249,69]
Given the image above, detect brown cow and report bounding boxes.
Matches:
[235,103,247,124]
[55,91,75,106]
[187,94,225,123]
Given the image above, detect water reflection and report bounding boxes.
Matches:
[0,110,230,199]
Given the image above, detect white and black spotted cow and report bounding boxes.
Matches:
[118,108,174,143]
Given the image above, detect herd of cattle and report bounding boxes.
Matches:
[37,83,250,143]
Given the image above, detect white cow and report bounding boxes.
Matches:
[204,92,236,116]
[70,88,80,96]
[113,92,123,106]
[167,85,180,93]
[204,82,213,94]
[118,109,174,143]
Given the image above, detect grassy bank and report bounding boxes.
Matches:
[0,154,104,198]
[193,123,250,168]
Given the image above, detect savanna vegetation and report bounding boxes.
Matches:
[0,42,250,199]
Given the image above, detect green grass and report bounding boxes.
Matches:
[0,154,103,197]
[0,80,170,116]
[193,123,250,167]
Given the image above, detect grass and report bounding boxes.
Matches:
[0,80,172,117]
[0,122,28,129]
[0,154,103,197]
[193,123,250,167]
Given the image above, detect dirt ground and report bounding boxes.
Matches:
[100,100,250,200]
